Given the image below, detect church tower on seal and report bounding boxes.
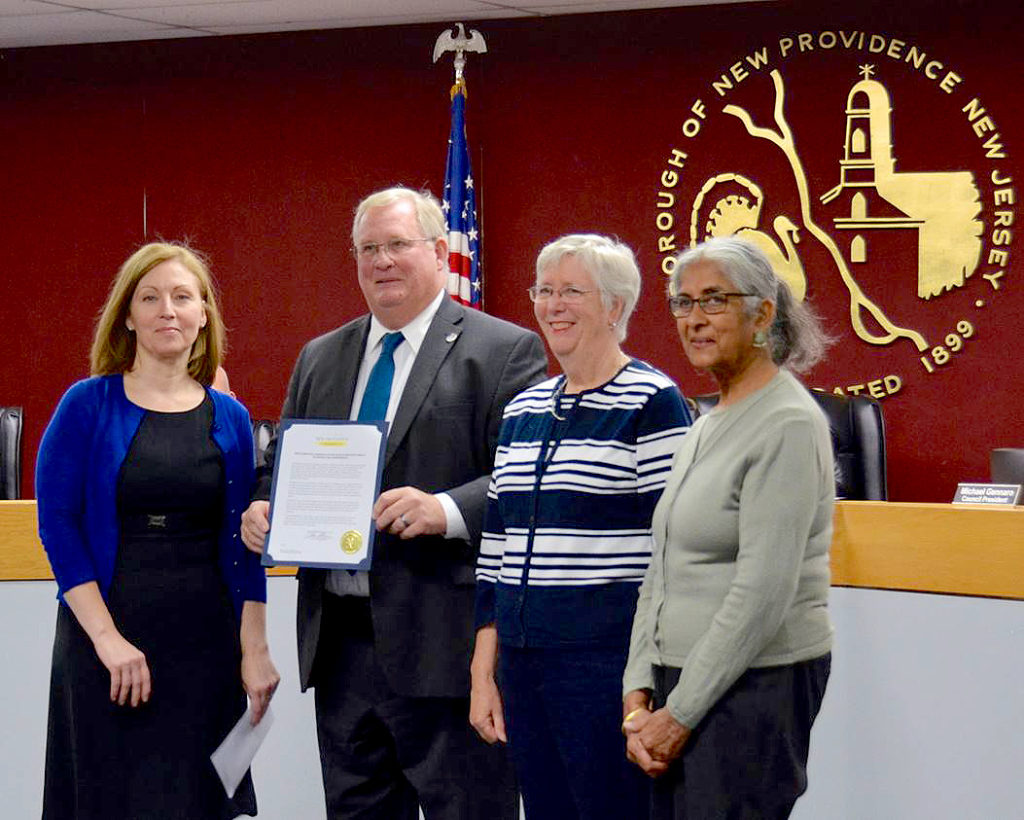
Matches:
[820,66,920,268]
[820,65,981,298]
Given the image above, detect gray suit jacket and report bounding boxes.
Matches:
[257,296,547,696]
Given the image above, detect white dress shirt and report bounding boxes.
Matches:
[326,288,470,596]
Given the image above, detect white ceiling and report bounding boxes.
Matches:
[0,0,760,49]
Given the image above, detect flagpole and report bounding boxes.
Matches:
[434,24,487,309]
[476,142,485,312]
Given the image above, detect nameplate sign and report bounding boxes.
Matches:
[952,483,1022,506]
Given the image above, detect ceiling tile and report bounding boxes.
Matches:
[0,0,76,17]
[108,0,480,27]
[46,0,490,12]
[202,9,533,37]
[29,0,256,8]
[0,10,191,47]
[520,0,766,9]
[0,0,749,49]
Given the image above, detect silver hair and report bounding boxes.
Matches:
[352,186,446,244]
[670,236,830,372]
[535,234,640,342]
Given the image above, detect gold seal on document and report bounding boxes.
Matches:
[340,530,363,555]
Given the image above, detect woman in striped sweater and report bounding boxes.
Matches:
[469,234,692,819]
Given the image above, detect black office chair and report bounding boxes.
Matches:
[990,448,1024,486]
[688,390,888,500]
[251,420,278,469]
[1,406,24,500]
[689,394,720,418]
[811,391,888,501]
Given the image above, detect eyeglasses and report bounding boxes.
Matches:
[527,285,595,304]
[668,292,754,318]
[351,237,433,260]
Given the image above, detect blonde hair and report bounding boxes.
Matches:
[90,242,225,385]
[352,186,446,244]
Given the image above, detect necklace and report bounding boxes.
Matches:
[553,354,632,419]
[540,379,580,471]
[549,378,571,421]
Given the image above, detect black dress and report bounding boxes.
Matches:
[43,397,257,819]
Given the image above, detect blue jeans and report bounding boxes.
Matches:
[499,644,648,820]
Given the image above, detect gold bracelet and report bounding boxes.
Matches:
[622,706,648,725]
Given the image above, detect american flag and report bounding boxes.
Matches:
[443,81,481,308]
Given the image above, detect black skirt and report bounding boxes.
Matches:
[43,397,256,819]
[649,656,831,820]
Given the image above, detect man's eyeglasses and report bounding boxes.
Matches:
[351,237,433,260]
[527,285,595,304]
[668,292,754,318]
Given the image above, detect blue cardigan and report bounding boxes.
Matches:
[36,375,266,619]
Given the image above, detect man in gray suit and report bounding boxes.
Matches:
[241,186,547,819]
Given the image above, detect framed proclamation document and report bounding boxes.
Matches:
[262,419,387,570]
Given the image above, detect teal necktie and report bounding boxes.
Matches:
[357,332,404,422]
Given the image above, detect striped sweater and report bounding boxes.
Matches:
[475,359,692,648]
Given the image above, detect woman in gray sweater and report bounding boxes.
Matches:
[622,236,834,818]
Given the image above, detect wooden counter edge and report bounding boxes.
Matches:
[830,500,1024,599]
[0,501,298,581]
[5,500,1023,599]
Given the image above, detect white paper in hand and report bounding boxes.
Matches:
[211,704,275,797]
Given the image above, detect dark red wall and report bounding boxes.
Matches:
[2,0,1021,501]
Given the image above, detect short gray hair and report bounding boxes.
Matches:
[352,186,446,243]
[670,237,830,372]
[535,234,640,342]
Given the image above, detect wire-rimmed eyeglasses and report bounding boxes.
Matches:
[668,292,754,318]
[527,285,595,304]
[351,237,433,260]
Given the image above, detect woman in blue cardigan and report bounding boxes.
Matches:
[36,242,278,819]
